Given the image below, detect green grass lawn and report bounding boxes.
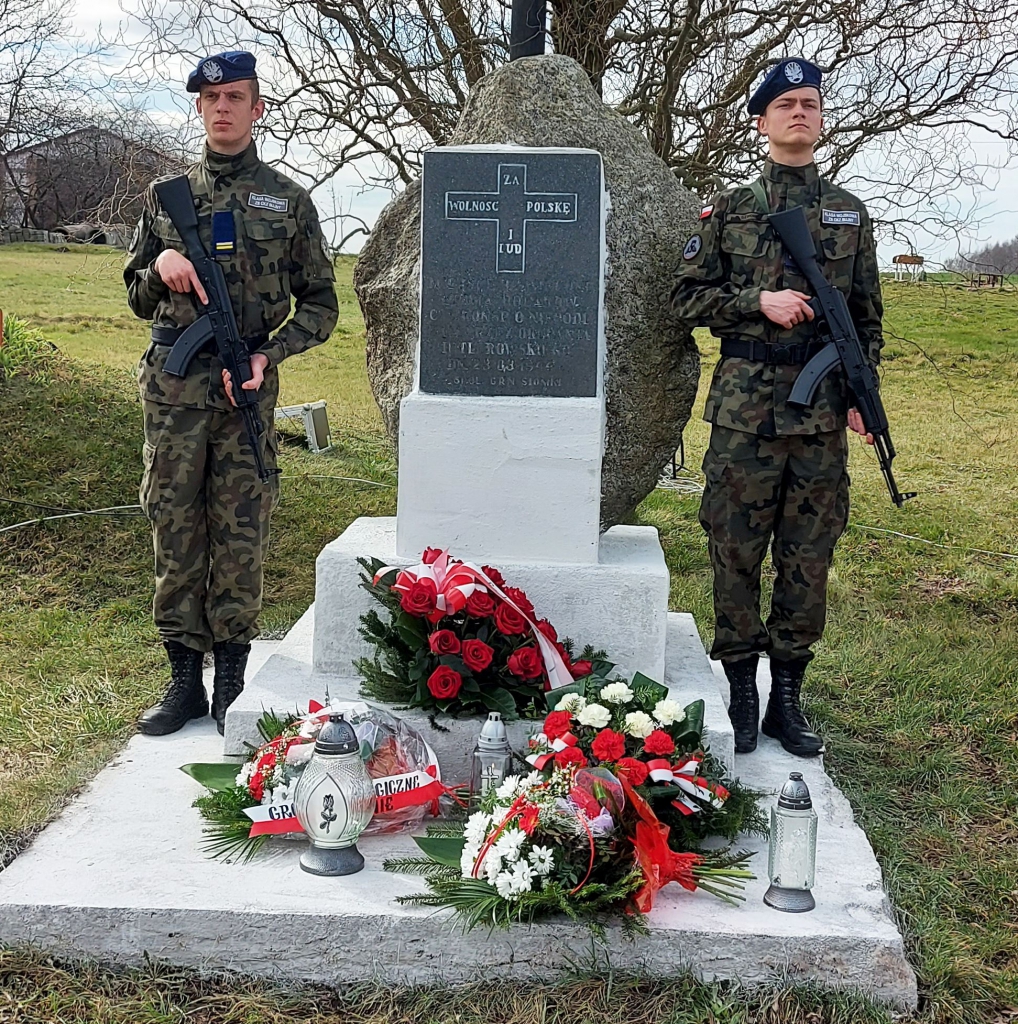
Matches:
[1,248,1017,1022]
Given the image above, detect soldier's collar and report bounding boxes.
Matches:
[201,139,259,176]
[762,158,819,187]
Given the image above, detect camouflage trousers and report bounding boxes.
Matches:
[699,425,849,664]
[140,401,279,653]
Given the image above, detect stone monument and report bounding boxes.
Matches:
[223,141,734,782]
[355,55,703,530]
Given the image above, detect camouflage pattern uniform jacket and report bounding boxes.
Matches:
[671,159,884,664]
[124,141,338,652]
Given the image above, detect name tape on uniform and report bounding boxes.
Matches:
[249,193,290,213]
[822,209,860,226]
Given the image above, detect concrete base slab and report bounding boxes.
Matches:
[0,681,916,1008]
[226,606,736,779]
[313,516,670,685]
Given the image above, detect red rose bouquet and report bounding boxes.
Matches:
[356,550,593,719]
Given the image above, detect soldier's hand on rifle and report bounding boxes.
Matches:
[222,353,269,407]
[760,289,815,329]
[154,250,209,305]
[848,408,875,446]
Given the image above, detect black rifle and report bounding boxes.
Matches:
[153,175,273,483]
[768,205,916,508]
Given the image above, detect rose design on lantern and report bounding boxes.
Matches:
[293,714,375,876]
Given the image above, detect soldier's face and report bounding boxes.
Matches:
[757,89,823,150]
[196,82,265,153]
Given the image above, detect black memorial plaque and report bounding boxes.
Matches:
[419,149,603,397]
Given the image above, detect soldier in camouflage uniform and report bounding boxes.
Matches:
[125,51,338,736]
[671,58,883,758]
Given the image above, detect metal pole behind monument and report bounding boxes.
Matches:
[510,0,548,60]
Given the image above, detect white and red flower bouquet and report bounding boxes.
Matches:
[356,548,594,720]
[182,701,445,860]
[386,760,756,930]
[525,672,764,849]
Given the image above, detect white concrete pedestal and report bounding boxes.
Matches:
[396,393,603,563]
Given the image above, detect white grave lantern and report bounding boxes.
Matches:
[293,713,375,876]
[763,771,818,912]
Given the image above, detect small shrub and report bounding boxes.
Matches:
[0,313,54,380]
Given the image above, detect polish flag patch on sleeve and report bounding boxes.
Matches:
[700,205,714,219]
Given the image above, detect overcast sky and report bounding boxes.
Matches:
[72,1,1018,265]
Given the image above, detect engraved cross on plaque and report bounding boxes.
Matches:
[444,162,577,273]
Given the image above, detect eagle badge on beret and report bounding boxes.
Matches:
[784,61,804,83]
[203,60,223,83]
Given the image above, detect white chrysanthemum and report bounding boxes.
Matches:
[577,702,611,729]
[463,812,492,847]
[235,762,255,788]
[483,850,503,884]
[624,710,655,738]
[554,692,587,714]
[528,845,555,876]
[460,842,481,879]
[522,770,543,790]
[494,870,516,900]
[493,827,526,864]
[494,774,522,803]
[599,682,634,705]
[509,859,536,894]
[653,698,685,726]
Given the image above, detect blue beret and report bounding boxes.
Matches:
[748,59,822,115]
[186,51,257,93]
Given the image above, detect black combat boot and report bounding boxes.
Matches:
[761,658,825,757]
[137,641,207,736]
[722,655,760,754]
[212,642,250,736]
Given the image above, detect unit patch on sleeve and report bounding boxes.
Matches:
[822,209,860,226]
[249,193,290,213]
[700,205,714,220]
[683,234,702,259]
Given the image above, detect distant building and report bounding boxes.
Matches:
[0,127,185,233]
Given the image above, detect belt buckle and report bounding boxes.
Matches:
[770,343,793,364]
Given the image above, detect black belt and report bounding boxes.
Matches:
[719,339,826,365]
[151,325,268,352]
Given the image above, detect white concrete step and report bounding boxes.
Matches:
[0,703,916,1007]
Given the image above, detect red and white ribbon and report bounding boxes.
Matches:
[644,755,730,816]
[525,730,579,770]
[375,550,574,690]
[245,765,445,837]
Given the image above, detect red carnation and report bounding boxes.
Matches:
[400,577,437,617]
[428,629,461,655]
[495,603,527,635]
[422,547,443,564]
[591,728,626,762]
[616,757,650,786]
[249,771,266,803]
[554,746,588,770]
[570,659,593,679]
[643,730,676,757]
[502,586,535,618]
[482,565,506,587]
[427,665,463,700]
[465,589,497,618]
[542,710,574,741]
[536,618,558,643]
[461,639,494,672]
[508,645,543,679]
